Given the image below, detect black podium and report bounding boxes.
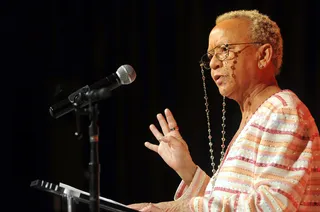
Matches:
[30,179,138,212]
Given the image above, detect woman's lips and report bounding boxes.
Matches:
[214,75,224,86]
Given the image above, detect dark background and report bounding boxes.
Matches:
[6,0,319,211]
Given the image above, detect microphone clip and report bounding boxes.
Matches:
[69,85,90,108]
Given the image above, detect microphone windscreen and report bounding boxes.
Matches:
[116,65,136,85]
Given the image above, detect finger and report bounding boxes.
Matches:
[149,124,164,143]
[164,108,179,131]
[156,113,170,135]
[144,142,159,153]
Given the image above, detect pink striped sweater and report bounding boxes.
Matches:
[174,90,320,211]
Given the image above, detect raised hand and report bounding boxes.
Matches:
[144,108,197,185]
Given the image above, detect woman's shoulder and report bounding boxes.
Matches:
[267,90,318,130]
[264,89,310,113]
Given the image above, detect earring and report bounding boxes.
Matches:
[258,63,264,69]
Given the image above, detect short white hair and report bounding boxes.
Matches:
[216,10,283,75]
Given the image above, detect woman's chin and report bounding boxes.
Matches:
[218,87,234,100]
[218,87,228,97]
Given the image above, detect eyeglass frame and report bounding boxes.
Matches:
[200,42,263,70]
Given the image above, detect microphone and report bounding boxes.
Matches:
[49,64,136,119]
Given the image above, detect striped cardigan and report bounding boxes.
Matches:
[174,90,320,211]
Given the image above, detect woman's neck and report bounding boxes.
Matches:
[239,83,281,122]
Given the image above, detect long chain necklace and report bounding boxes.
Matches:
[200,64,226,175]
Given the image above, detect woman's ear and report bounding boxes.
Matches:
[257,43,273,69]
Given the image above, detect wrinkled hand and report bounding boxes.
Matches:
[138,199,191,212]
[139,203,161,212]
[145,108,197,184]
[127,202,151,211]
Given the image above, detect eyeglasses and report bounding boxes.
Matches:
[199,42,263,70]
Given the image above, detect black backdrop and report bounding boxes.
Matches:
[7,0,319,211]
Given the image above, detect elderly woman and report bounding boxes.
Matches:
[129,10,320,211]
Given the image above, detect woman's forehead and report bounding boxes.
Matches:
[209,19,251,46]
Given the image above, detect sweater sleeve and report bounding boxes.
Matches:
[174,166,211,201]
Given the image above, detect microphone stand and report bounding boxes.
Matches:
[74,91,101,212]
[87,96,100,212]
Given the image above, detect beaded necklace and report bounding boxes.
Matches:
[200,64,226,175]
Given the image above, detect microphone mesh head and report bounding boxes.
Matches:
[116,65,137,85]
